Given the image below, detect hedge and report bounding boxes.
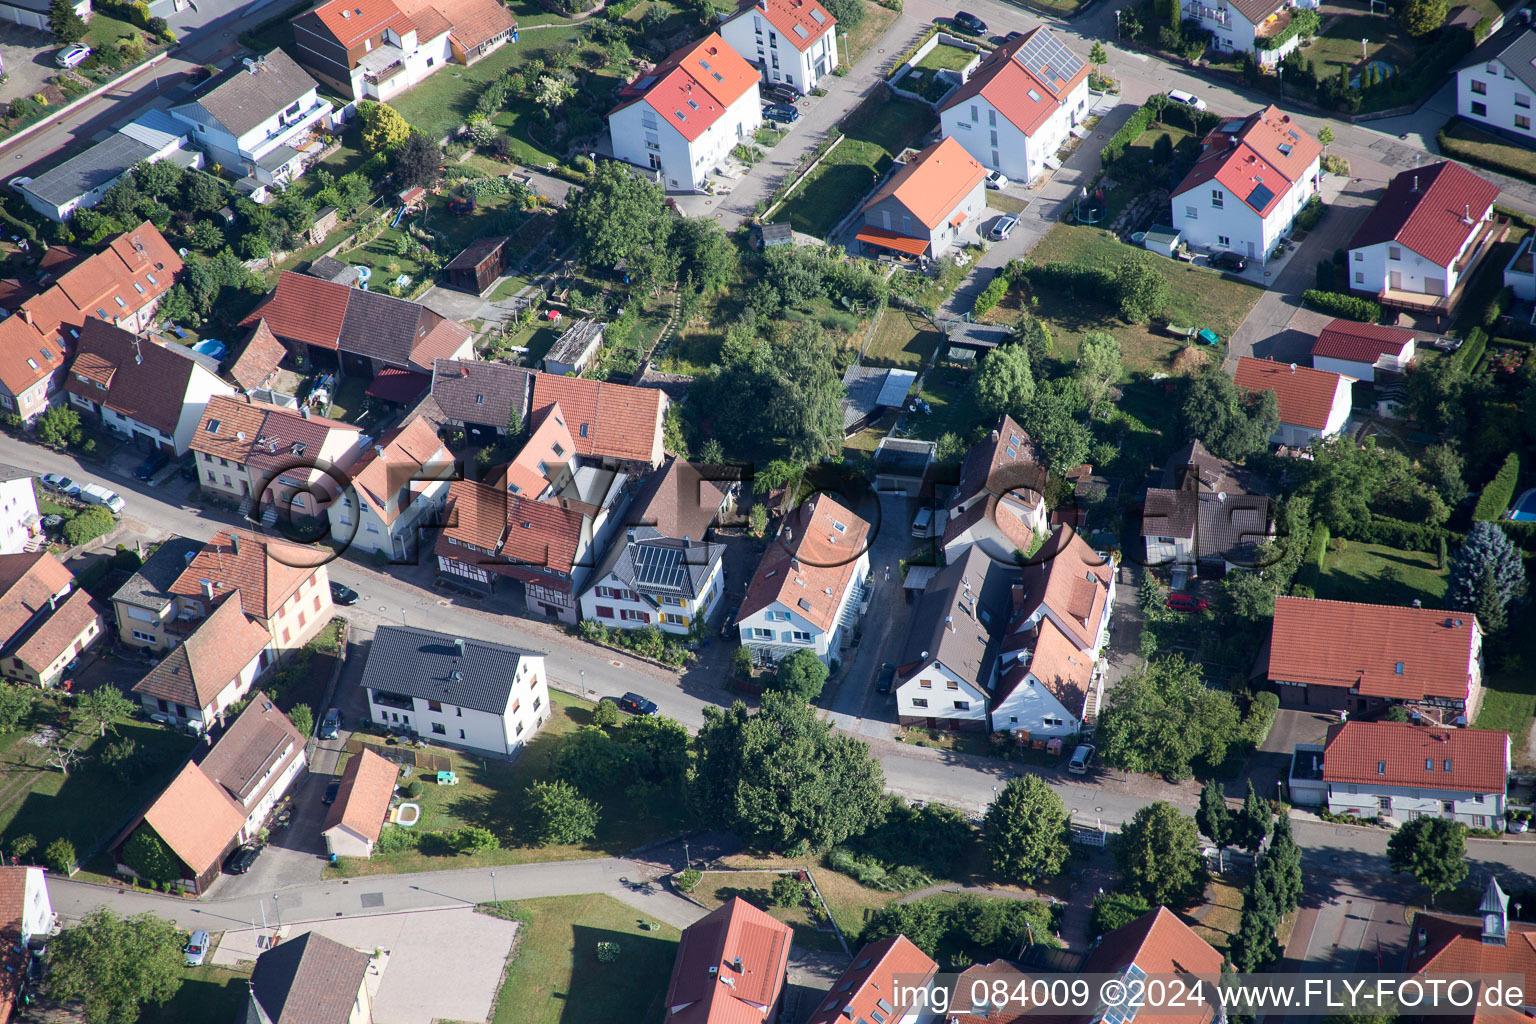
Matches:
[885,24,941,80]
[1100,101,1157,166]
[1296,522,1329,590]
[972,274,1009,317]
[1255,6,1320,50]
[1302,289,1381,323]
[1455,327,1489,369]
[1496,519,1536,553]
[1482,285,1514,330]
[1344,514,1462,554]
[1473,451,1521,522]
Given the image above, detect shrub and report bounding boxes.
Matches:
[374,826,419,854]
[45,837,75,875]
[63,507,115,547]
[674,868,702,892]
[1483,285,1514,330]
[596,941,620,962]
[403,779,424,799]
[1101,102,1157,166]
[1455,326,1489,369]
[1473,452,1521,522]
[972,274,1009,317]
[731,646,753,680]
[771,875,809,908]
[1092,892,1151,935]
[591,698,621,727]
[825,846,935,892]
[1295,195,1326,231]
[122,827,179,883]
[1302,289,1381,322]
[1242,692,1280,745]
[451,826,500,854]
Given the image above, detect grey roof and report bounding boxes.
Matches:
[175,49,317,138]
[1194,490,1270,566]
[1157,439,1230,491]
[119,109,188,150]
[545,318,605,367]
[1141,488,1196,540]
[758,222,792,246]
[249,932,371,1024]
[898,545,1014,688]
[21,133,157,208]
[876,368,916,407]
[592,526,724,604]
[112,537,204,611]
[840,365,886,430]
[361,624,543,715]
[875,437,935,477]
[944,321,1013,351]
[1459,25,1536,93]
[305,256,358,286]
[431,358,534,430]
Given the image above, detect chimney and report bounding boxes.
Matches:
[945,615,954,631]
[301,406,311,419]
[1412,175,1419,192]
[231,534,241,557]
[732,957,742,971]
[375,445,386,459]
[1289,362,1297,374]
[201,580,214,601]
[455,637,466,656]
[21,308,30,325]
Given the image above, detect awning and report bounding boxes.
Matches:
[949,210,968,227]
[366,367,430,404]
[855,227,929,257]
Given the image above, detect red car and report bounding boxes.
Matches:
[1166,593,1209,613]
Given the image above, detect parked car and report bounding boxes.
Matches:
[911,506,947,538]
[184,930,209,967]
[40,474,80,498]
[719,609,737,638]
[1510,817,1530,833]
[990,214,1020,241]
[323,780,341,804]
[877,663,896,694]
[615,692,659,716]
[986,169,1010,190]
[1208,252,1248,273]
[763,83,799,104]
[1431,335,1465,352]
[763,103,800,124]
[133,450,169,481]
[319,707,341,739]
[178,463,199,483]
[224,845,260,874]
[330,581,359,606]
[1165,592,1210,613]
[78,483,124,515]
[1167,89,1208,111]
[1068,744,1095,774]
[952,10,988,33]
[55,45,90,68]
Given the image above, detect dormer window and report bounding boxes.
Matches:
[1377,761,1386,775]
[208,419,220,433]
[1425,758,1434,771]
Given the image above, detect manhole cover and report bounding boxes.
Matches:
[360,892,385,908]
[611,660,622,667]
[1095,807,1104,813]
[437,600,449,606]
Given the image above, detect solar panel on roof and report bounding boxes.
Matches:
[1015,29,1084,88]
[1100,964,1146,1024]
[1246,182,1275,211]
[633,543,689,591]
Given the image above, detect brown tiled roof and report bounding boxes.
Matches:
[197,693,303,804]
[346,417,452,525]
[63,319,215,435]
[1011,529,1112,650]
[953,414,1044,506]
[12,589,102,670]
[500,495,586,574]
[243,272,346,352]
[250,931,372,1024]
[1322,721,1508,792]
[1141,488,1197,540]
[143,761,246,876]
[434,0,516,49]
[805,935,936,1024]
[629,457,728,541]
[169,529,323,621]
[229,318,288,392]
[1083,908,1224,1024]
[1234,356,1350,431]
[0,552,74,646]
[190,394,358,477]
[663,897,793,1024]
[438,478,510,553]
[132,592,271,709]
[531,373,666,465]
[739,494,870,632]
[23,222,182,342]
[431,358,533,430]
[1268,596,1479,701]
[323,747,397,845]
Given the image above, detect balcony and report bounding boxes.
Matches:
[364,60,406,86]
[1184,1,1230,26]
[1377,216,1509,315]
[371,691,415,711]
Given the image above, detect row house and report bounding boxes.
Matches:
[940,415,1050,565]
[129,592,275,732]
[331,416,455,562]
[719,0,838,95]
[430,358,534,442]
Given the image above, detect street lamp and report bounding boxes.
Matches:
[684,841,691,870]
[1114,9,1122,40]
[273,894,281,932]
[491,870,498,904]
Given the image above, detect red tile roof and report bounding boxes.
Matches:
[298,0,415,50]
[229,318,288,392]
[0,315,63,399]
[613,33,758,143]
[346,416,452,525]
[191,393,358,478]
[499,494,585,574]
[862,137,986,231]
[1269,595,1480,702]
[1173,106,1320,217]
[1350,161,1501,267]
[1409,902,1536,979]
[806,935,937,1024]
[531,373,666,465]
[1233,356,1349,430]
[664,897,793,1024]
[132,592,272,710]
[739,494,871,632]
[0,552,73,647]
[169,529,324,621]
[438,478,510,554]
[323,747,397,845]
[1011,528,1112,651]
[242,271,347,351]
[1322,721,1509,793]
[741,0,835,51]
[1084,908,1224,1024]
[941,28,1089,137]
[1312,319,1419,364]
[504,401,576,499]
[12,589,102,672]
[143,761,246,876]
[434,0,516,50]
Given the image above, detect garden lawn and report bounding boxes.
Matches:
[1311,542,1447,607]
[153,965,253,1024]
[389,25,587,140]
[1022,225,1262,372]
[1474,603,1536,760]
[1187,874,1244,951]
[1299,15,1416,78]
[865,307,943,369]
[903,364,981,443]
[776,98,937,238]
[711,854,904,945]
[843,1,900,65]
[689,871,843,952]
[490,98,566,168]
[325,692,689,877]
[1440,118,1536,180]
[84,13,145,52]
[488,894,679,1024]
[917,43,976,72]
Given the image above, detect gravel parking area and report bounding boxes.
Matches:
[0,25,63,106]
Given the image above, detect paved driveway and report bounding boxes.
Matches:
[212,907,517,1024]
[204,770,329,900]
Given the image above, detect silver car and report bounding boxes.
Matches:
[990,214,1020,241]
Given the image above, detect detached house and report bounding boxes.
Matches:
[129,593,274,731]
[608,33,762,193]
[1182,0,1319,66]
[360,625,549,755]
[1455,26,1536,145]
[292,0,452,101]
[331,416,454,561]
[1347,161,1502,314]
[0,222,182,423]
[1170,106,1321,262]
[1233,355,1353,447]
[663,898,793,1024]
[115,695,306,892]
[170,49,335,187]
[1310,319,1419,382]
[941,414,1050,564]
[719,0,838,95]
[243,271,474,378]
[856,136,987,262]
[1085,908,1225,1024]
[1289,721,1509,829]
[1408,877,1535,987]
[1141,439,1272,576]
[65,318,236,456]
[1268,595,1484,722]
[247,932,375,1024]
[0,552,105,689]
[737,493,871,665]
[190,393,362,522]
[938,27,1089,184]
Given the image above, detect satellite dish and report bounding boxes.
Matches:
[178,248,188,257]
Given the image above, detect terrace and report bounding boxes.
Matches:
[1377,216,1509,314]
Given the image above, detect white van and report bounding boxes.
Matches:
[79,483,125,515]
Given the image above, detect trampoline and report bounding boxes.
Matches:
[1073,187,1107,225]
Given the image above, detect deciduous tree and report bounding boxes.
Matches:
[1181,370,1279,460]
[773,649,829,702]
[1097,656,1240,780]
[524,779,600,845]
[1387,816,1467,902]
[1076,331,1122,417]
[1114,250,1168,323]
[1401,0,1447,36]
[1116,802,1207,907]
[390,132,440,188]
[357,100,412,152]
[972,344,1035,420]
[46,908,183,1024]
[74,687,135,737]
[981,776,1070,884]
[0,682,32,734]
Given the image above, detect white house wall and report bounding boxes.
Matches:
[1326,781,1505,829]
[895,660,989,725]
[1457,60,1536,144]
[719,8,837,93]
[609,88,762,192]
[237,746,306,842]
[1349,205,1489,297]
[989,671,1079,737]
[0,477,39,555]
[367,656,549,756]
[21,867,51,942]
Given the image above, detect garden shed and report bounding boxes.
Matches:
[444,236,511,295]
